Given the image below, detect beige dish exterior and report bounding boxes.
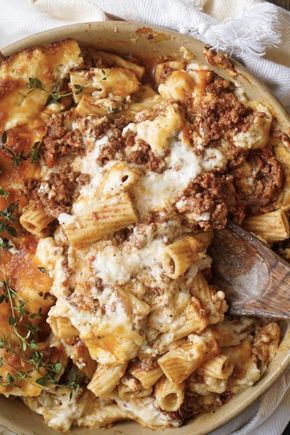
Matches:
[0,22,289,435]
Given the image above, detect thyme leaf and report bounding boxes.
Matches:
[27,77,85,109]
[27,77,45,90]
[0,202,18,222]
[0,237,13,250]
[74,84,85,95]
[0,188,8,198]
[101,69,111,81]
[31,141,42,163]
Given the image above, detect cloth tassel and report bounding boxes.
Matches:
[185,3,281,56]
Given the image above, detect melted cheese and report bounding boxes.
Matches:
[158,70,195,102]
[24,389,87,432]
[126,103,183,157]
[200,147,227,171]
[115,396,178,429]
[132,138,201,217]
[0,39,82,132]
[70,67,140,103]
[93,238,165,286]
[36,238,69,298]
[49,286,130,338]
[233,102,272,150]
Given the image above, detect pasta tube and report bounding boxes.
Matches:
[63,192,138,247]
[162,236,203,279]
[20,203,54,236]
[243,209,290,242]
[97,163,142,198]
[158,332,219,384]
[154,377,184,412]
[49,316,78,339]
[130,364,163,389]
[199,354,234,380]
[87,364,127,397]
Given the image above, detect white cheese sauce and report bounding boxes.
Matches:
[93,238,165,286]
[132,138,201,217]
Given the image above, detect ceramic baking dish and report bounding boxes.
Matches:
[0,21,289,435]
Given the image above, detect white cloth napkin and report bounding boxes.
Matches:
[1,0,290,110]
[0,1,289,434]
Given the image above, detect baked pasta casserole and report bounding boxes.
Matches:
[0,39,289,431]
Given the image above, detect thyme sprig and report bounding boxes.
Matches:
[0,141,43,166]
[0,280,31,351]
[30,141,42,163]
[27,77,84,106]
[0,281,64,388]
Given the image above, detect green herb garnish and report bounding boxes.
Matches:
[0,237,13,250]
[27,77,85,107]
[0,202,18,237]
[101,69,111,81]
[0,188,8,198]
[0,145,29,166]
[27,77,45,91]
[30,141,42,163]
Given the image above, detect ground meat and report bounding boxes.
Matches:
[23,178,40,196]
[42,112,85,167]
[112,227,134,245]
[130,357,159,373]
[94,277,104,291]
[204,48,237,77]
[230,148,283,215]
[127,139,165,173]
[205,76,231,95]
[193,91,248,145]
[28,163,87,218]
[176,173,233,230]
[97,128,165,173]
[97,127,124,165]
[69,290,101,313]
[176,391,222,422]
[76,116,110,140]
[77,173,91,186]
[142,286,165,306]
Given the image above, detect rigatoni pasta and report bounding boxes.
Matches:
[154,377,185,412]
[88,364,127,397]
[243,209,290,242]
[162,235,203,278]
[63,192,138,247]
[198,354,234,380]
[130,363,163,389]
[157,333,219,384]
[20,203,54,236]
[191,272,227,324]
[49,316,79,339]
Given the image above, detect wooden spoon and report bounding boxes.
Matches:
[209,222,290,319]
